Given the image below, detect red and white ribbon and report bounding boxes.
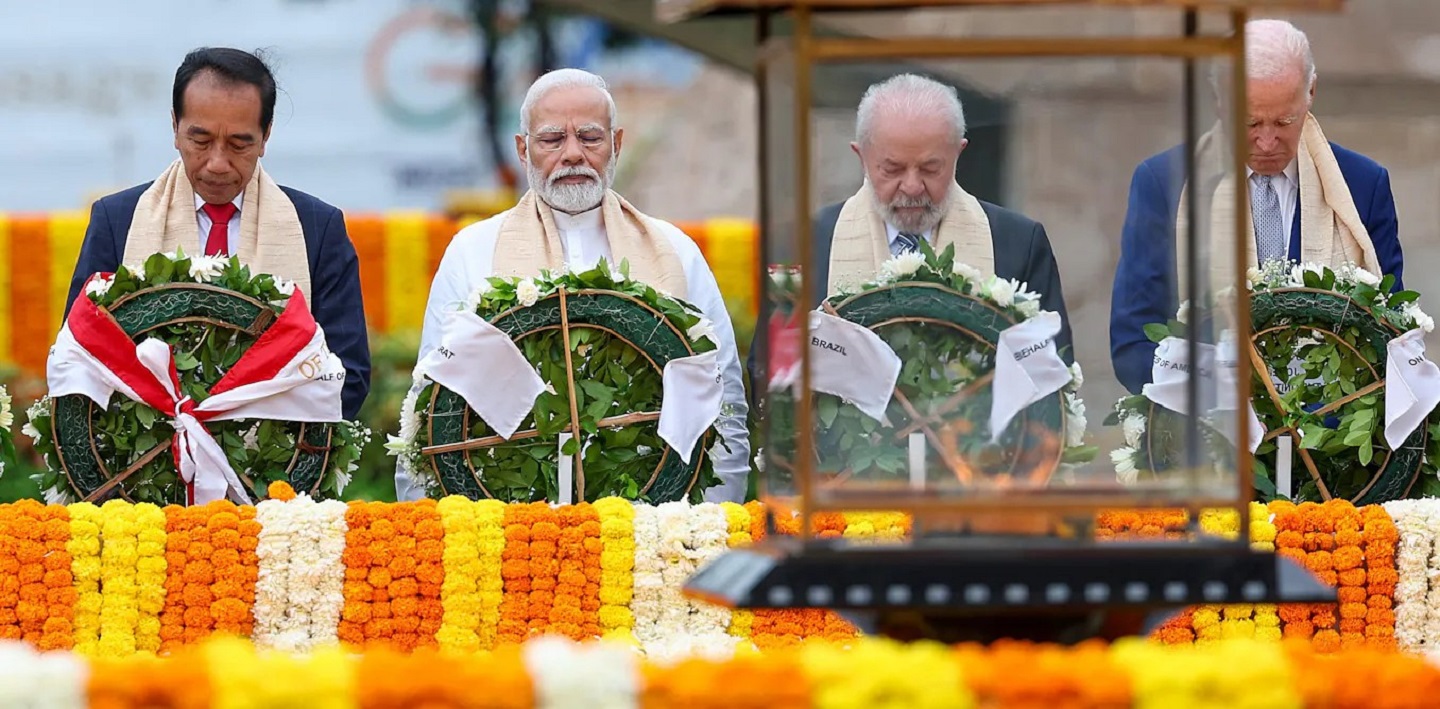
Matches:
[47,276,345,504]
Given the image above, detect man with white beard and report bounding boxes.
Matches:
[398,68,751,503]
[809,73,1073,359]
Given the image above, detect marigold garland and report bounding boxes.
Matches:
[955,639,1131,707]
[67,502,103,656]
[720,502,753,641]
[132,503,167,655]
[0,500,75,650]
[802,638,974,709]
[495,502,541,644]
[551,502,602,640]
[204,635,355,709]
[355,645,534,709]
[640,651,810,709]
[8,635,1440,707]
[1361,504,1398,650]
[435,496,486,652]
[595,497,637,643]
[210,502,261,640]
[159,504,209,652]
[1113,636,1304,708]
[3,496,1431,656]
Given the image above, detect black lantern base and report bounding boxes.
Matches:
[684,536,1335,644]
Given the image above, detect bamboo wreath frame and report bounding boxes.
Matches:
[419,288,714,503]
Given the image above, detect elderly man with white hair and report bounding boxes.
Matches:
[399,68,751,502]
[809,72,1074,356]
[1110,18,1403,394]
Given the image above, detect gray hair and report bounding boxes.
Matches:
[1245,19,1316,93]
[855,74,966,146]
[519,68,619,134]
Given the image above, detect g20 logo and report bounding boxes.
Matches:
[365,7,478,130]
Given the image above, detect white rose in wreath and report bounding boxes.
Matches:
[516,278,541,307]
[1122,413,1147,448]
[988,277,1017,308]
[880,252,927,283]
[188,255,228,282]
[687,318,716,345]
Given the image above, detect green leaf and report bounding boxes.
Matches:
[1389,291,1421,306]
[817,395,840,428]
[135,406,158,429]
[1359,439,1374,466]
[1143,323,1171,344]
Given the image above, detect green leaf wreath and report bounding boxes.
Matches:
[764,243,1093,491]
[389,260,725,504]
[23,251,369,505]
[1106,261,1440,504]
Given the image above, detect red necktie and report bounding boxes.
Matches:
[202,202,238,256]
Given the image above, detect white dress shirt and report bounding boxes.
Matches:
[194,192,244,255]
[397,204,753,503]
[1247,160,1299,246]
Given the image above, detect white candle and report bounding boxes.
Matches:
[1276,434,1292,500]
[908,432,926,490]
[558,432,574,506]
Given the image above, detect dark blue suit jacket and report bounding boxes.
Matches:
[64,182,372,419]
[1109,142,1402,394]
[747,199,1074,410]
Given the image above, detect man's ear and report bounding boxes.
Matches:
[613,127,624,159]
[850,140,861,159]
[514,133,528,166]
[956,138,969,159]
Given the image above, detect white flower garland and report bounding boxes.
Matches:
[629,504,664,644]
[252,494,349,652]
[0,641,87,709]
[1383,499,1436,651]
[684,503,734,639]
[524,636,638,709]
[653,501,696,649]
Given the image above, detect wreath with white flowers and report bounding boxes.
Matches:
[765,244,1093,490]
[24,251,369,505]
[390,261,725,504]
[1106,261,1440,504]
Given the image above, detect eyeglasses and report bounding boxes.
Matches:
[527,129,608,152]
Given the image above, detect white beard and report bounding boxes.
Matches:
[870,180,950,235]
[529,158,615,214]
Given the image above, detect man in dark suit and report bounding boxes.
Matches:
[63,47,370,418]
[1110,19,1402,395]
[748,73,1073,407]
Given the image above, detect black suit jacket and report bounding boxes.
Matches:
[747,199,1075,405]
[64,182,372,419]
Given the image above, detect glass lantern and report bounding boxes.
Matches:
[664,0,1342,642]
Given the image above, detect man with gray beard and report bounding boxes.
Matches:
[812,74,1073,359]
[400,68,752,503]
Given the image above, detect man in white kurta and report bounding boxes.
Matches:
[395,69,751,502]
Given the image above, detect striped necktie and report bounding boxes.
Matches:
[892,231,922,256]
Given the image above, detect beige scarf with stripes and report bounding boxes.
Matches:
[827,181,994,297]
[122,159,312,300]
[1175,114,1379,294]
[492,189,688,294]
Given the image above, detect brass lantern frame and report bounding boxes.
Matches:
[661,0,1347,543]
[659,0,1345,640]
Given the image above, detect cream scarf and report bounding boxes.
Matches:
[828,181,994,296]
[123,159,312,300]
[1175,114,1378,294]
[492,189,688,295]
